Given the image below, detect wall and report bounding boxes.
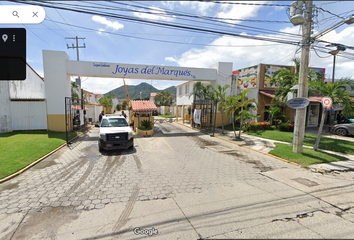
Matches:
[0,81,11,133]
[10,101,47,130]
[43,50,71,132]
[176,81,195,106]
[9,64,45,99]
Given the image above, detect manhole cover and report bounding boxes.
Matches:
[291,178,319,187]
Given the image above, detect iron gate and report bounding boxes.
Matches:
[192,99,214,130]
[65,97,88,144]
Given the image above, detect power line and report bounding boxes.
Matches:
[14,0,301,41]
[16,1,301,46]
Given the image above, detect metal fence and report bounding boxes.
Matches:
[65,97,88,144]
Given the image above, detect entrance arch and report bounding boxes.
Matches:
[43,50,232,132]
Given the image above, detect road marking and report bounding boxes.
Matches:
[162,138,173,150]
[136,138,145,151]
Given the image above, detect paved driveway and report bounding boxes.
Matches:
[1,122,354,239]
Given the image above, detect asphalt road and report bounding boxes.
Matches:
[1,122,354,239]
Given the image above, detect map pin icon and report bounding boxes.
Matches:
[2,34,8,42]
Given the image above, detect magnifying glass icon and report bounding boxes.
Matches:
[12,11,19,18]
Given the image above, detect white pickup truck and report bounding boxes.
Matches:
[95,115,134,151]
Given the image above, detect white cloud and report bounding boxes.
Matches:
[165,56,177,62]
[133,6,174,22]
[92,15,124,31]
[165,25,354,80]
[216,1,266,24]
[161,1,215,15]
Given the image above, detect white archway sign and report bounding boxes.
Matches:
[43,50,232,132]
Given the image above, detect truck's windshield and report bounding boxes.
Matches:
[101,118,128,127]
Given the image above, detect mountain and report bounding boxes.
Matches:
[105,82,176,99]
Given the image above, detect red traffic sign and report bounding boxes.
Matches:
[322,97,332,108]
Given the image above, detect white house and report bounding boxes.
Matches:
[0,63,46,133]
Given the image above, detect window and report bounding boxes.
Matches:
[185,84,189,94]
[179,87,183,96]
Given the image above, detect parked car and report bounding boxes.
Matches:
[152,110,158,116]
[332,122,354,136]
[95,115,133,151]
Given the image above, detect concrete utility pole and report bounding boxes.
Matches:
[293,1,312,153]
[66,36,86,109]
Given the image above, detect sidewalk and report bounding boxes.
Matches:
[174,120,354,172]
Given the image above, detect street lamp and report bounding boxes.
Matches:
[328,44,346,83]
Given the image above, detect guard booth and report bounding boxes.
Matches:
[130,100,157,136]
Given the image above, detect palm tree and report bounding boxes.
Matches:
[270,57,323,105]
[262,106,288,126]
[225,89,257,139]
[310,79,354,151]
[154,90,172,106]
[99,94,114,112]
[234,89,257,138]
[224,95,239,139]
[213,84,230,134]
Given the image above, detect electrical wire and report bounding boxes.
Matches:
[13,0,302,43]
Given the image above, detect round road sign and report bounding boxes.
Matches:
[322,97,332,108]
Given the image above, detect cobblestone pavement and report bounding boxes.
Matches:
[0,122,300,215]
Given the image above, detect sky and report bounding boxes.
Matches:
[1,1,354,94]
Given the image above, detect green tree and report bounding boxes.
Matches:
[71,81,79,102]
[262,106,288,126]
[224,95,240,138]
[116,104,122,111]
[98,93,114,110]
[122,100,128,109]
[309,79,354,151]
[154,90,172,106]
[214,84,230,134]
[226,89,257,138]
[270,57,323,105]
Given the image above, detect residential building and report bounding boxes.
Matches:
[0,63,47,133]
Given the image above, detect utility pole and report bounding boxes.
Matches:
[293,1,312,153]
[66,36,86,109]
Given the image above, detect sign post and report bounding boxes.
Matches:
[286,97,310,145]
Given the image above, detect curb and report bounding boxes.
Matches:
[174,122,299,167]
[0,126,95,184]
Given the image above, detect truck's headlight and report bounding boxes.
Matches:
[99,134,106,141]
[128,132,133,140]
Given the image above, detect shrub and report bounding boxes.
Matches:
[278,122,294,132]
[116,104,122,111]
[141,120,153,129]
[243,122,271,131]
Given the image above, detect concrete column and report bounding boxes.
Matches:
[43,50,71,132]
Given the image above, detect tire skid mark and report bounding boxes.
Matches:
[92,155,124,191]
[64,160,96,196]
[133,155,142,173]
[112,184,140,238]
[101,155,123,187]
[2,156,85,202]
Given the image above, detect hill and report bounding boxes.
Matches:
[105,82,176,99]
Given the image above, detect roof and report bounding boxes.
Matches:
[259,90,322,103]
[150,92,158,97]
[131,100,157,112]
[26,63,44,81]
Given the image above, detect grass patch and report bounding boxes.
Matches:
[159,115,176,118]
[218,124,240,131]
[0,130,81,179]
[219,133,228,136]
[245,130,354,155]
[269,143,347,167]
